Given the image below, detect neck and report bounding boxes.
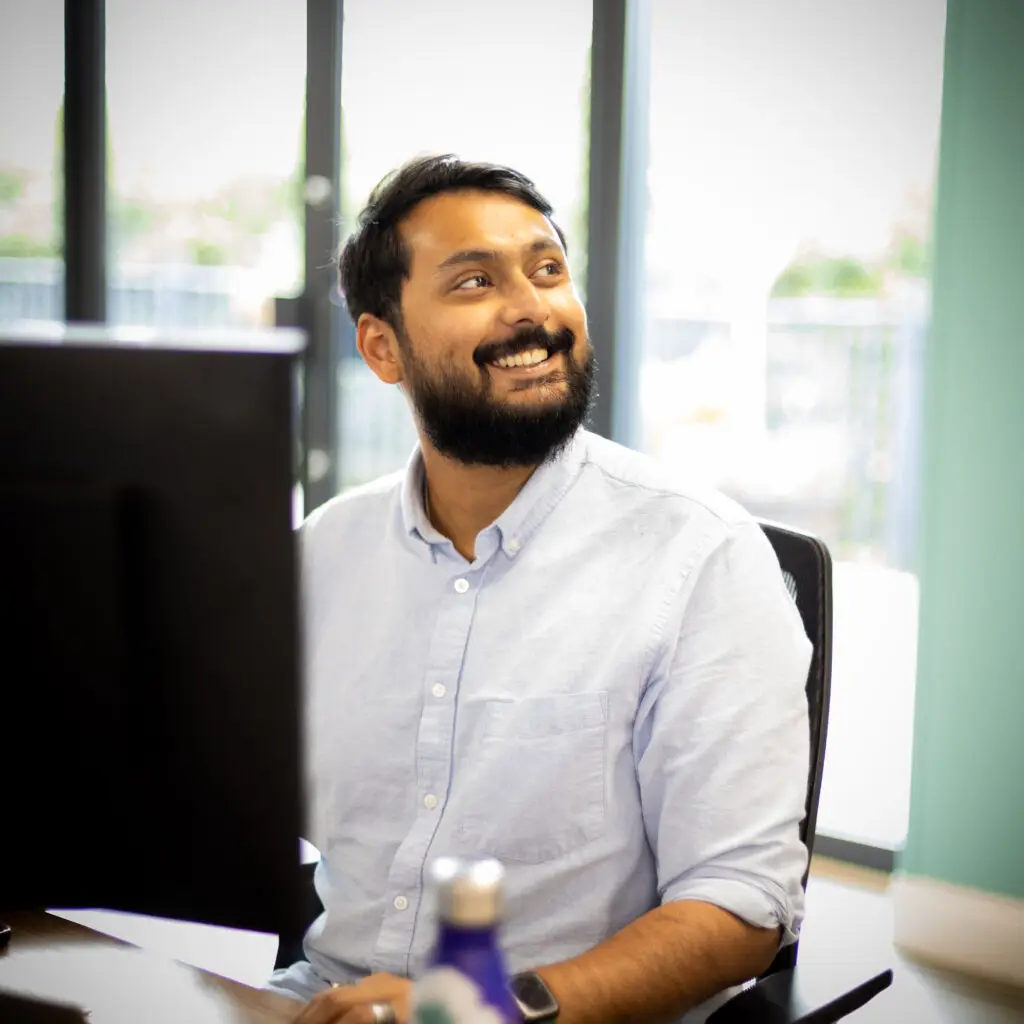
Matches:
[420,441,537,562]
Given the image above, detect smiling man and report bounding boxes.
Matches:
[270,155,812,1024]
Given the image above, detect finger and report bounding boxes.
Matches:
[337,1007,378,1024]
[292,988,354,1024]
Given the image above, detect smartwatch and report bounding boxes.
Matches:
[509,970,559,1022]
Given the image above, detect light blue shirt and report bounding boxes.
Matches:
[268,430,811,1002]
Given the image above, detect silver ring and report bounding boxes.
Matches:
[370,1003,397,1024]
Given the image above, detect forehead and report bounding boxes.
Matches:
[400,190,561,271]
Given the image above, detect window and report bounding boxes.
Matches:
[335,0,594,490]
[0,1,64,326]
[105,0,305,330]
[643,0,947,851]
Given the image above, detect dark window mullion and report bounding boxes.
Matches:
[300,0,345,511]
[64,0,107,323]
[585,0,652,448]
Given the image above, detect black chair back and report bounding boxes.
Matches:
[757,520,834,976]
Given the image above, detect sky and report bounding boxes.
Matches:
[647,0,947,292]
[0,0,946,291]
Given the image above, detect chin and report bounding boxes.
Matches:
[504,376,571,398]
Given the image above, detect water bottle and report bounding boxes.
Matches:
[412,856,520,1024]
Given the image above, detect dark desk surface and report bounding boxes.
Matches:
[0,911,300,1023]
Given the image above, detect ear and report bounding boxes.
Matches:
[356,313,404,385]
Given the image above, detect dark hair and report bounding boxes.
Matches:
[338,154,566,329]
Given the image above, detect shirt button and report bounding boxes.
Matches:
[453,578,469,594]
[423,794,438,810]
[431,683,447,698]
[508,538,522,553]
[393,895,409,911]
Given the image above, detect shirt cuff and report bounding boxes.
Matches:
[662,875,798,947]
[264,960,329,1003]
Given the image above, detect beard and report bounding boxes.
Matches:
[395,323,596,468]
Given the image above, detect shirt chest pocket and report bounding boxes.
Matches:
[454,692,608,864]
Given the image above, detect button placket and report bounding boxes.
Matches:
[376,561,482,972]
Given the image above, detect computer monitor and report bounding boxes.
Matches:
[0,323,306,937]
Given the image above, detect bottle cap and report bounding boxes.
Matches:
[430,857,504,928]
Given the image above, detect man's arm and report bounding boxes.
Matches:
[537,900,781,1024]
[534,518,812,1024]
[292,901,780,1024]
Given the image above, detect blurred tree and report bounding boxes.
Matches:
[187,238,228,266]
[0,235,57,257]
[770,260,817,298]
[821,257,883,296]
[888,227,931,277]
[0,168,28,206]
[111,197,156,251]
[770,251,884,298]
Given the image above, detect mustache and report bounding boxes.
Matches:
[472,326,575,367]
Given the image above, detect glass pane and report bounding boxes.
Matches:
[0,1,65,326]
[336,0,593,490]
[644,0,947,850]
[106,0,305,329]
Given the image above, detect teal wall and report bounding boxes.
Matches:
[902,0,1024,900]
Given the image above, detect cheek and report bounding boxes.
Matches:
[418,306,491,351]
[548,283,584,315]
[554,294,588,346]
[404,319,481,369]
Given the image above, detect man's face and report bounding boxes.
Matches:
[385,189,595,467]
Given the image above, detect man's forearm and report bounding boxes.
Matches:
[535,900,782,1024]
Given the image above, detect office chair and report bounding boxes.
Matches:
[276,522,893,1022]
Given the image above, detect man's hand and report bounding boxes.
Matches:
[292,973,413,1024]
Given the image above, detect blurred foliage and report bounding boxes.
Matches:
[111,197,156,247]
[772,254,885,298]
[0,234,58,257]
[890,228,931,277]
[771,260,817,297]
[772,206,933,300]
[0,168,28,206]
[187,238,229,265]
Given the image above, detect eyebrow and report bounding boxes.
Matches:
[435,237,561,273]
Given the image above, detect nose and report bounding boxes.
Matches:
[498,273,550,330]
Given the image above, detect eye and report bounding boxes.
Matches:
[454,273,491,291]
[533,260,564,280]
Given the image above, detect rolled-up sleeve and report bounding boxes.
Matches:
[634,520,812,946]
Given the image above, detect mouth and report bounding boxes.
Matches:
[484,347,564,378]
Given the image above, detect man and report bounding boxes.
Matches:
[270,155,811,1024]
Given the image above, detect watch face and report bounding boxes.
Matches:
[510,972,559,1021]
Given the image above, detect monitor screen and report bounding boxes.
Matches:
[0,324,306,937]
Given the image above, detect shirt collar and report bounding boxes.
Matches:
[399,431,588,560]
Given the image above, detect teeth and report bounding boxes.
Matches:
[493,348,549,369]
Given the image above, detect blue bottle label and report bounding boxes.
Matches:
[413,966,509,1024]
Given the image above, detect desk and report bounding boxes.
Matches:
[0,912,299,1023]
